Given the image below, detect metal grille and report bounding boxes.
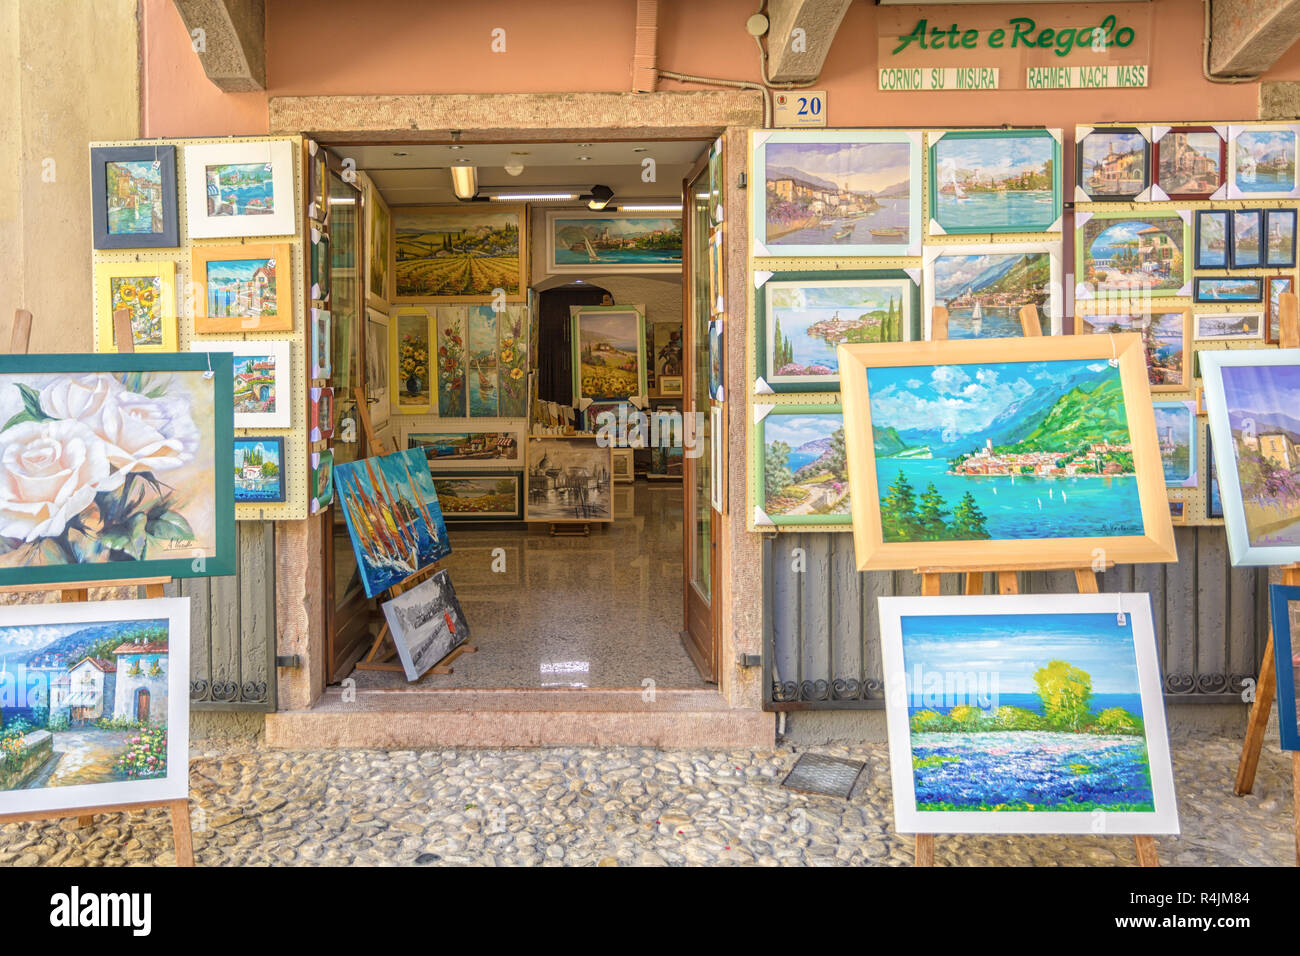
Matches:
[780,753,866,799]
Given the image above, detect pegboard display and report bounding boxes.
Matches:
[90,135,310,522]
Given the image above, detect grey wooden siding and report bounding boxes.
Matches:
[763,526,1266,710]
[170,521,277,712]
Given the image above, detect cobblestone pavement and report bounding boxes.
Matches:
[0,736,1292,866]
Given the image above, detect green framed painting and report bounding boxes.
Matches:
[0,353,235,586]
[928,129,1062,235]
[1075,210,1192,301]
[753,403,850,526]
[570,305,648,404]
[430,470,524,522]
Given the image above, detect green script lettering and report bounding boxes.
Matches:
[929,26,946,48]
[946,24,960,49]
[1054,27,1076,57]
[988,28,1005,48]
[1010,17,1036,48]
[891,19,928,55]
[1037,28,1055,48]
[961,29,978,50]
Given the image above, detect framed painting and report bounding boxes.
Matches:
[1268,584,1300,750]
[0,597,190,815]
[586,401,642,447]
[1227,124,1300,200]
[93,260,178,353]
[192,340,292,429]
[750,128,921,257]
[388,306,433,415]
[570,305,648,404]
[1153,401,1197,488]
[752,403,850,527]
[309,448,334,515]
[430,471,524,522]
[306,140,327,224]
[407,427,523,470]
[191,243,293,333]
[929,129,1061,236]
[382,569,470,681]
[496,304,529,419]
[1075,126,1149,202]
[652,323,684,386]
[435,306,467,417]
[1075,309,1191,392]
[310,229,331,306]
[182,140,296,239]
[1267,275,1295,344]
[364,309,390,431]
[0,353,235,585]
[1266,208,1298,268]
[334,447,451,596]
[711,403,726,514]
[1193,210,1229,270]
[1230,209,1264,269]
[1194,276,1263,303]
[545,210,683,274]
[922,244,1061,340]
[90,145,178,250]
[233,436,285,504]
[756,270,919,393]
[836,335,1177,571]
[1075,211,1190,301]
[611,447,634,483]
[1200,348,1300,565]
[366,178,392,308]
[708,135,724,228]
[708,319,724,402]
[659,375,683,397]
[392,204,526,302]
[709,223,725,315]
[310,386,334,443]
[1152,126,1227,201]
[1207,424,1224,519]
[878,592,1178,835]
[524,437,613,523]
[311,308,332,380]
[1194,311,1263,341]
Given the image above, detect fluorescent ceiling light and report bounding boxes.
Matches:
[619,203,682,212]
[488,192,578,202]
[450,165,478,200]
[327,197,356,205]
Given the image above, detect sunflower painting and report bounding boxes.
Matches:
[94,262,178,353]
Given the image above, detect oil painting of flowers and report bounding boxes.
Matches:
[0,355,234,586]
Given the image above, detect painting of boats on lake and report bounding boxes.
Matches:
[392,205,525,301]
[1078,127,1148,201]
[1154,127,1225,199]
[929,130,1060,234]
[1195,210,1228,269]
[1231,209,1263,267]
[408,431,520,468]
[758,407,850,524]
[1152,401,1196,487]
[92,146,177,250]
[467,305,499,417]
[232,437,285,503]
[1229,125,1299,198]
[206,162,273,217]
[1195,276,1263,303]
[925,246,1058,339]
[1078,214,1188,297]
[1076,310,1189,391]
[547,213,682,273]
[878,593,1178,834]
[106,160,166,235]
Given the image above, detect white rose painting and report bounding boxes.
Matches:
[0,358,234,584]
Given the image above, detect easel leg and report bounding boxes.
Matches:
[170,799,194,867]
[915,833,934,867]
[997,571,1018,595]
[1235,636,1276,796]
[964,572,982,595]
[1133,835,1159,867]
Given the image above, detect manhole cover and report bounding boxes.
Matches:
[780,753,866,799]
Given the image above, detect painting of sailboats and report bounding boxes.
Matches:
[547,212,682,274]
[333,448,452,597]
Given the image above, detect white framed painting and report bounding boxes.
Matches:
[191,339,293,428]
[1192,311,1263,341]
[922,242,1063,339]
[878,592,1178,836]
[0,597,190,815]
[183,140,297,239]
[1227,124,1300,200]
[544,210,683,275]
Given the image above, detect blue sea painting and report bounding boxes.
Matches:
[766,281,908,381]
[552,217,682,266]
[1234,129,1296,193]
[866,359,1144,541]
[206,162,274,217]
[931,252,1052,337]
[762,410,849,519]
[931,133,1057,232]
[233,438,285,503]
[1152,402,1195,486]
[901,611,1155,812]
[467,305,499,417]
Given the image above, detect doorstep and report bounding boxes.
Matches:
[264,687,776,749]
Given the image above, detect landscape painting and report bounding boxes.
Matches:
[1231,209,1263,268]
[232,437,285,503]
[1078,127,1148,201]
[392,205,525,301]
[924,246,1058,339]
[1266,208,1297,267]
[0,598,190,815]
[1194,312,1262,340]
[524,437,613,523]
[878,593,1178,834]
[1268,276,1294,343]
[382,569,470,682]
[430,472,522,521]
[193,340,291,428]
[310,448,334,514]
[929,129,1060,234]
[1267,584,1300,750]
[1194,210,1228,269]
[1153,401,1197,487]
[367,183,391,305]
[409,430,520,468]
[758,407,849,525]
[571,306,646,403]
[91,145,177,249]
[193,244,292,333]
[1154,127,1225,199]
[94,262,177,353]
[467,305,499,417]
[1229,125,1299,198]
[753,131,919,256]
[1077,214,1188,297]
[1195,276,1263,303]
[547,213,682,274]
[334,447,452,597]
[183,141,295,239]
[1076,310,1190,391]
[106,161,164,235]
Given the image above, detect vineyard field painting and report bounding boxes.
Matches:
[392,205,526,302]
[571,306,647,403]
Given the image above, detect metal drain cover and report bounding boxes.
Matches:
[780,753,866,799]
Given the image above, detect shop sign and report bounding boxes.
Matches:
[1026,64,1148,89]
[773,91,827,127]
[879,67,1000,92]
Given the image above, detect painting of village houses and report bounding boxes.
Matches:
[930,130,1058,233]
[407,431,520,468]
[1155,128,1224,197]
[1079,129,1148,200]
[549,214,682,273]
[759,408,850,523]
[195,341,290,428]
[1077,311,1189,390]
[194,244,292,332]
[1078,215,1187,297]
[1232,127,1298,195]
[105,159,165,236]
[926,249,1055,338]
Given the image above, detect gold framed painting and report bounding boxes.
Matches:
[190,242,294,333]
[365,175,391,309]
[391,204,527,302]
[389,306,435,414]
[94,260,178,353]
[837,335,1177,571]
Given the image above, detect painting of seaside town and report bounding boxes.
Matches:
[762,140,915,250]
[1077,311,1187,389]
[105,161,164,236]
[930,131,1057,233]
[1233,211,1263,267]
[334,448,451,597]
[525,438,613,523]
[929,251,1052,338]
[550,216,682,270]
[865,359,1145,542]
[895,609,1159,816]
[1267,209,1297,266]
[1079,129,1147,199]
[232,351,282,417]
[761,410,850,522]
[409,432,520,467]
[205,162,274,217]
[1216,363,1300,548]
[1195,312,1262,340]
[204,255,278,321]
[1153,402,1195,487]
[1156,129,1224,197]
[233,437,284,503]
[1079,215,1186,296]
[1233,128,1297,195]
[1196,211,1228,268]
[393,207,522,299]
[764,280,909,386]
[1196,277,1263,302]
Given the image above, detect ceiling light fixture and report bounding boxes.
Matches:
[618,203,682,212]
[450,165,478,200]
[488,192,578,202]
[587,185,614,210]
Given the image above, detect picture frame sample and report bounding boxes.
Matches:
[365,177,391,308]
[708,135,724,228]
[1267,584,1300,750]
[929,129,1061,235]
[708,224,725,315]
[364,308,390,431]
[545,210,683,274]
[611,447,634,483]
[183,140,296,239]
[333,448,452,596]
[311,308,332,380]
[306,141,327,224]
[757,270,919,392]
[1077,127,1149,202]
[877,592,1179,835]
[1228,124,1300,199]
[309,386,334,443]
[90,145,178,249]
[310,230,331,305]
[309,448,334,514]
[191,243,293,333]
[1194,311,1263,340]
[1200,348,1300,565]
[1153,401,1197,488]
[233,436,286,503]
[388,306,433,414]
[1266,208,1298,268]
[392,204,526,301]
[524,437,613,523]
[1194,276,1263,303]
[1075,310,1191,392]
[381,569,470,681]
[658,375,683,397]
[407,428,522,470]
[0,597,191,815]
[1267,276,1294,344]
[0,354,235,585]
[708,319,724,402]
[750,128,921,257]
[430,471,524,521]
[837,335,1177,571]
[191,339,292,428]
[1076,212,1190,299]
[1230,209,1264,268]
[652,322,684,383]
[94,260,178,353]
[571,305,648,403]
[1193,210,1229,269]
[1152,126,1226,200]
[754,404,849,526]
[922,244,1061,339]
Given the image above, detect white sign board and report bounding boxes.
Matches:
[1026,65,1149,89]
[879,67,1000,91]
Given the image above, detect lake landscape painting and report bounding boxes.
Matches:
[929,130,1059,234]
[1195,276,1263,302]
[1153,401,1196,487]
[1078,214,1187,297]
[1266,208,1297,266]
[1268,276,1294,343]
[197,249,284,330]
[1194,312,1262,340]
[758,407,850,524]
[925,246,1057,338]
[1231,209,1263,267]
[1230,125,1298,197]
[91,145,177,250]
[1076,310,1189,390]
[232,437,284,503]
[1195,210,1228,269]
[548,213,682,273]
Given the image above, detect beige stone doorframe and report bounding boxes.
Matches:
[269,91,766,715]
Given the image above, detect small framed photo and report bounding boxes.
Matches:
[310,448,335,514]
[192,339,293,429]
[1194,276,1264,303]
[1152,126,1226,201]
[1194,210,1229,270]
[191,243,293,333]
[310,386,335,443]
[1265,208,1298,268]
[1193,311,1263,340]
[312,308,332,380]
[311,229,331,305]
[1267,275,1295,343]
[183,140,297,239]
[94,260,178,353]
[91,145,179,249]
[1076,126,1149,202]
[659,375,683,397]
[1230,209,1263,268]
[234,436,286,504]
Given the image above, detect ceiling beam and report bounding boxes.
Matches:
[170,0,265,92]
[1210,0,1300,77]
[762,0,853,84]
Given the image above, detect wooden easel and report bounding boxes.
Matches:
[0,309,193,865]
[910,305,1160,867]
